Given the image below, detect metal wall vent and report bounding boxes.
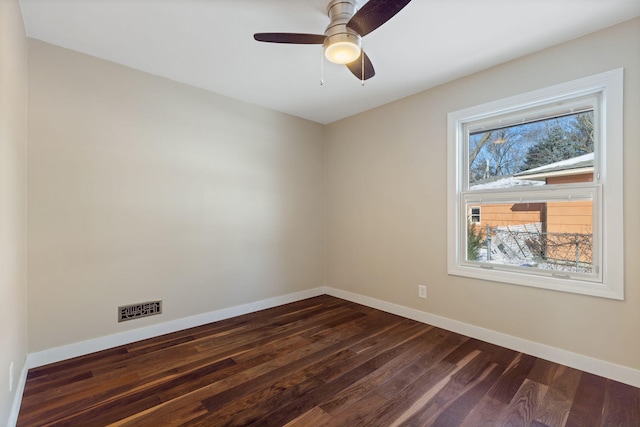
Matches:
[118,300,162,322]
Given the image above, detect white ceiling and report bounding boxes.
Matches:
[19,0,640,124]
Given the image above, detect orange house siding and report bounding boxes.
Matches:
[546,172,593,185]
[546,172,593,236]
[546,201,592,235]
[474,200,591,234]
[546,200,593,263]
[476,203,545,229]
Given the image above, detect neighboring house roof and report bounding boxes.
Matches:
[470,175,544,190]
[514,152,594,181]
[469,153,594,189]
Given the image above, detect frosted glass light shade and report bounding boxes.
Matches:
[324,40,361,64]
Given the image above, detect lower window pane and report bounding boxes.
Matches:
[466,199,593,273]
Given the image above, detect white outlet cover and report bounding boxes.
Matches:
[418,285,427,299]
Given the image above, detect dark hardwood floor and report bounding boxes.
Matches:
[17,295,640,426]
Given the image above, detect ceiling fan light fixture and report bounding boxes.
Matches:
[324,34,361,64]
[253,0,413,80]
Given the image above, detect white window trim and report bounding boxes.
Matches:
[447,69,624,299]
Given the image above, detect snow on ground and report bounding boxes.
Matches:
[475,223,592,273]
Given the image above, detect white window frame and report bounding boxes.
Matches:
[447,69,624,299]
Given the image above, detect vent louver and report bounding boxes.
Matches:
[118,300,162,322]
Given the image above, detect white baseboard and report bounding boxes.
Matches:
[7,359,28,427]
[26,287,327,369]
[325,287,640,389]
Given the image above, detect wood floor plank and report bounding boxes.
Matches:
[282,406,335,427]
[601,379,640,427]
[533,365,582,427]
[16,295,640,427]
[459,395,508,427]
[318,328,437,415]
[388,350,491,426]
[497,379,548,427]
[191,371,325,426]
[528,357,562,386]
[428,362,505,426]
[324,391,389,427]
[351,357,460,426]
[313,319,427,383]
[108,399,208,427]
[488,352,538,404]
[564,372,607,427]
[17,372,141,425]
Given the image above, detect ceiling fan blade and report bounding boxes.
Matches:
[345,51,375,81]
[253,33,326,44]
[347,0,412,37]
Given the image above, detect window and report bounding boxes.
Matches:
[448,69,624,299]
[469,206,481,223]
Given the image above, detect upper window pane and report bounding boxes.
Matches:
[468,110,595,190]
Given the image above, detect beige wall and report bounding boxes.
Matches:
[0,0,28,423]
[27,41,325,352]
[325,18,640,369]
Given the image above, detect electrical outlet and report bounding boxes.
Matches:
[418,285,427,299]
[9,362,14,392]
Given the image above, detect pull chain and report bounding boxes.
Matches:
[361,51,364,86]
[360,42,365,86]
[320,48,324,86]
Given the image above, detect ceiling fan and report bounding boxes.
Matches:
[253,0,412,81]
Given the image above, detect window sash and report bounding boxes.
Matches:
[463,96,600,192]
[459,185,601,283]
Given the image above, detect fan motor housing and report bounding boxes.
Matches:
[324,0,361,53]
[326,0,359,21]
